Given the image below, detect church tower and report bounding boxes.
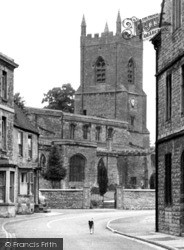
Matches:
[75,12,148,135]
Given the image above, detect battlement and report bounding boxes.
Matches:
[86,31,115,39]
[82,31,141,45]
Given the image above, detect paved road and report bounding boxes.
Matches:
[2,210,164,250]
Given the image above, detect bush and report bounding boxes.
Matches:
[108,184,117,191]
[90,200,102,208]
[90,187,99,195]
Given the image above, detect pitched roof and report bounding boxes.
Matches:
[14,104,39,135]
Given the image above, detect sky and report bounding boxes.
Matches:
[0,0,162,145]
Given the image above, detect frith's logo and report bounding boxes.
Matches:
[122,14,169,40]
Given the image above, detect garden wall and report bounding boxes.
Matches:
[40,187,90,209]
[116,188,155,210]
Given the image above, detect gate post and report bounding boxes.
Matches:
[83,186,91,209]
[116,186,124,209]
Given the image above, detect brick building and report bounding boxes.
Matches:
[27,12,153,191]
[152,0,184,236]
[0,53,39,217]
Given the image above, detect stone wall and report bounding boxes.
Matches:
[116,188,155,210]
[152,0,184,237]
[40,188,90,209]
[157,137,184,236]
[117,154,152,189]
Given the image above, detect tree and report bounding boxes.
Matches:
[97,158,108,205]
[44,145,66,188]
[42,83,75,113]
[14,92,26,110]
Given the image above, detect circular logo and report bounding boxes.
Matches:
[5,242,11,247]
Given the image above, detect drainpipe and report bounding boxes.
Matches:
[155,47,159,232]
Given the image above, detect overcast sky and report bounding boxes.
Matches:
[0,0,162,145]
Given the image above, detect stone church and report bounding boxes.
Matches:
[27,12,153,190]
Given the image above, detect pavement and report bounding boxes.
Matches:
[106,212,184,250]
[0,210,184,249]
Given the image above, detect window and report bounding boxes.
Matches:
[95,57,106,83]
[166,74,172,121]
[28,135,32,159]
[69,124,75,139]
[19,171,34,195]
[27,172,34,195]
[181,66,184,114]
[69,155,85,182]
[165,153,172,206]
[95,126,101,141]
[173,0,182,31]
[130,116,135,126]
[40,154,46,174]
[128,58,135,84]
[130,177,137,189]
[107,128,113,139]
[2,116,6,150]
[0,171,6,203]
[83,110,87,115]
[83,125,89,139]
[2,71,7,100]
[9,172,14,203]
[149,173,156,189]
[18,131,23,156]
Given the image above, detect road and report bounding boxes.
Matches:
[2,209,164,250]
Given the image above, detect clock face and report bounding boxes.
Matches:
[130,98,135,108]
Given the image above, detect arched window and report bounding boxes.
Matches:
[107,127,113,139]
[69,124,76,140]
[95,126,101,141]
[95,57,106,83]
[128,58,135,84]
[40,154,46,174]
[69,154,85,182]
[83,124,89,139]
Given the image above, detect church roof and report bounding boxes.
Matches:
[14,104,39,135]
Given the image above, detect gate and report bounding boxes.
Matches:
[90,190,116,209]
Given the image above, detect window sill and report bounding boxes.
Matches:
[18,194,34,197]
[1,149,7,153]
[165,204,172,210]
[165,119,171,123]
[0,203,15,206]
[2,98,8,103]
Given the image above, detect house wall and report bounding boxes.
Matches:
[153,0,184,236]
[13,128,39,215]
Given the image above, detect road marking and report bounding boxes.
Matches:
[1,212,64,238]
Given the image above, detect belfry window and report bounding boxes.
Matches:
[95,57,106,83]
[173,0,182,31]
[128,58,135,84]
